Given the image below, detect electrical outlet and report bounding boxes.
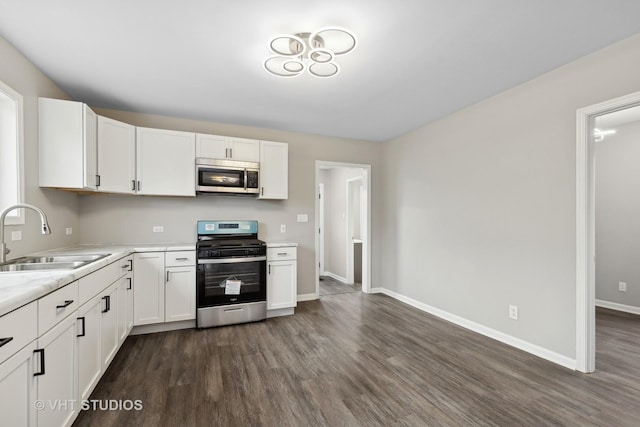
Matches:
[509,305,518,320]
[619,282,627,292]
[11,231,22,241]
[280,224,286,233]
[65,227,73,235]
[153,226,164,233]
[297,214,309,223]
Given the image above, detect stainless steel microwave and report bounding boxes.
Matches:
[196,158,259,195]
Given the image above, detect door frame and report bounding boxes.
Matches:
[346,176,363,284]
[576,89,640,373]
[318,182,325,276]
[315,161,372,298]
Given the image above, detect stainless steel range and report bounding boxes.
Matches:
[196,220,267,328]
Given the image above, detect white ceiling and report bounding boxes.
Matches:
[2,0,640,142]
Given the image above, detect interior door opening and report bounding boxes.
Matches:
[315,161,371,298]
[576,90,640,373]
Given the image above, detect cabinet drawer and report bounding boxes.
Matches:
[165,251,195,267]
[79,256,131,305]
[267,247,297,261]
[0,302,38,364]
[38,281,79,335]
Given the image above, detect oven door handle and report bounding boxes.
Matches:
[198,256,266,264]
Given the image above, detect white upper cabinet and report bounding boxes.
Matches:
[39,97,97,190]
[136,127,196,197]
[259,140,288,200]
[196,133,259,162]
[97,116,136,194]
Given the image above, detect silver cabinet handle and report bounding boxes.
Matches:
[175,257,188,261]
[132,180,136,191]
[277,252,287,256]
[166,271,170,282]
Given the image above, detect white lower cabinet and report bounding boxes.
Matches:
[266,246,297,313]
[100,283,119,370]
[76,295,102,402]
[0,341,37,427]
[117,273,134,344]
[133,252,165,326]
[134,251,196,325]
[35,314,78,427]
[165,267,196,322]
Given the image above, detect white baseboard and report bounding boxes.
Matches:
[596,299,640,315]
[369,287,384,293]
[297,293,318,302]
[379,288,576,371]
[322,271,348,283]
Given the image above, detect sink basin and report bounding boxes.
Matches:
[0,253,110,273]
[0,262,86,272]
[18,254,109,264]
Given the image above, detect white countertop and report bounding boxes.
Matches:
[265,241,299,248]
[0,243,195,318]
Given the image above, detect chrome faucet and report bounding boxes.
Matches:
[0,203,51,264]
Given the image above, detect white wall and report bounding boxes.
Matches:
[595,120,640,308]
[0,36,80,258]
[79,109,382,297]
[382,33,640,359]
[317,167,363,280]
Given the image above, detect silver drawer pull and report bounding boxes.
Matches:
[277,252,287,256]
[224,307,244,313]
[175,257,189,261]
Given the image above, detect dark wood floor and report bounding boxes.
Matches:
[319,275,361,296]
[74,296,640,426]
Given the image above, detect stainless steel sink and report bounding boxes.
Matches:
[0,262,87,272]
[0,253,110,272]
[18,254,109,264]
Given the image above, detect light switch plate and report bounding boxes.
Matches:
[65,227,73,235]
[297,214,309,223]
[153,226,164,233]
[11,231,22,241]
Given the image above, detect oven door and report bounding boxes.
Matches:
[197,257,266,307]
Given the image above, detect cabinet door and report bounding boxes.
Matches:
[229,137,259,162]
[196,133,228,159]
[117,275,133,344]
[136,127,196,196]
[35,314,77,427]
[77,296,102,402]
[100,284,119,370]
[267,260,297,310]
[165,267,196,322]
[83,105,98,190]
[0,341,37,427]
[133,253,165,325]
[38,97,97,190]
[259,141,288,200]
[97,116,136,194]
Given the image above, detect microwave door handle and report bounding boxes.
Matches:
[244,169,248,190]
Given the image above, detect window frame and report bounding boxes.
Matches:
[0,79,25,225]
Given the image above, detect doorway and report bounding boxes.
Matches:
[315,161,371,298]
[576,90,640,373]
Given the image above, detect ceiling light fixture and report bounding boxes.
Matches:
[264,28,357,78]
